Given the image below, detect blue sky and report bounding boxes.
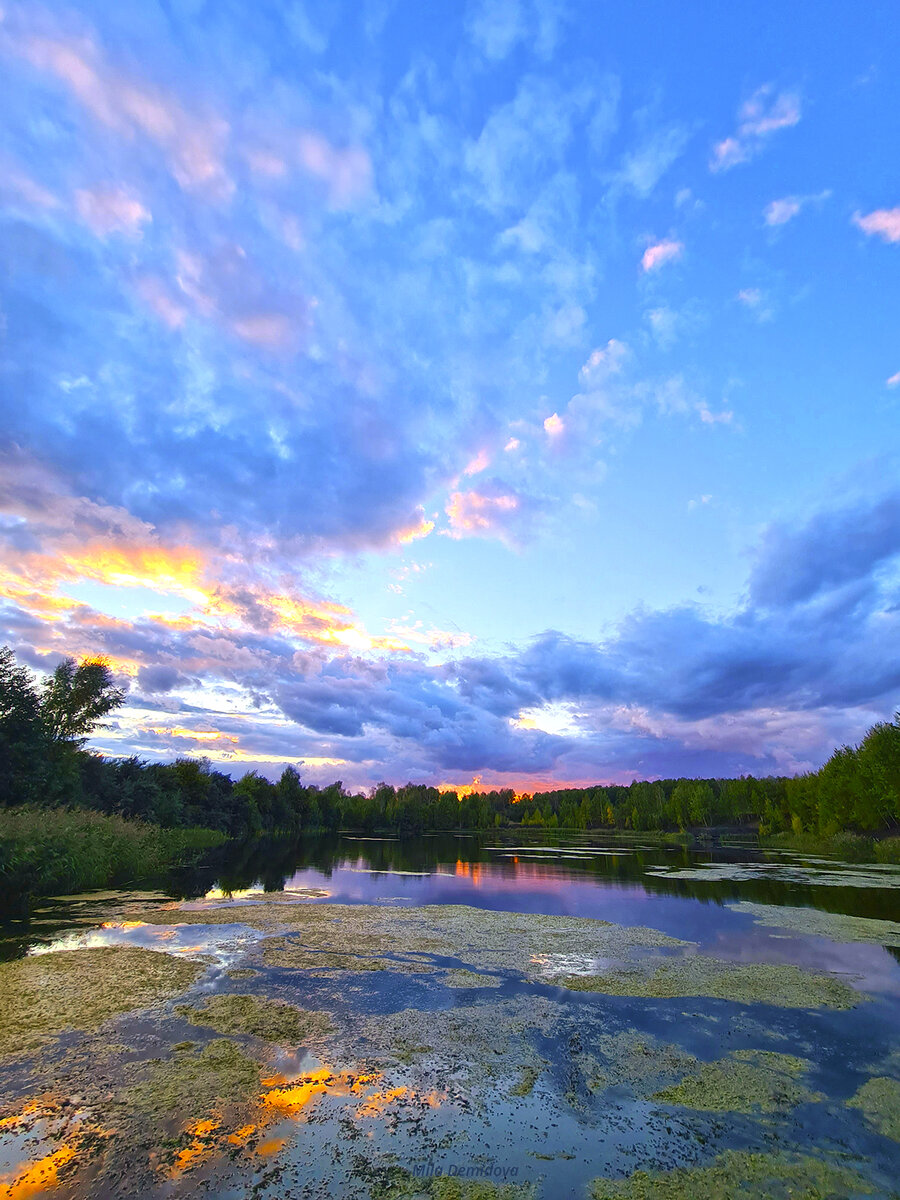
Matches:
[1,0,898,790]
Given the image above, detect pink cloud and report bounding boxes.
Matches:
[75,186,150,236]
[136,276,188,329]
[21,34,232,198]
[853,207,900,243]
[297,132,373,209]
[711,85,801,172]
[887,371,900,388]
[764,197,802,225]
[543,412,565,436]
[641,239,683,272]
[230,313,296,349]
[445,486,520,540]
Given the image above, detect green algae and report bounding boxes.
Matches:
[125,1038,260,1117]
[653,1049,820,1113]
[729,901,900,947]
[588,1150,873,1199]
[442,969,502,989]
[0,946,202,1057]
[557,954,860,1009]
[357,995,560,1096]
[577,1032,696,1098]
[175,993,332,1043]
[509,1066,540,1096]
[847,1076,900,1141]
[134,901,688,976]
[369,1167,536,1199]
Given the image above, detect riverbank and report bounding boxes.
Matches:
[761,829,900,862]
[0,807,225,904]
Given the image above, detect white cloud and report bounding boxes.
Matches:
[711,85,801,172]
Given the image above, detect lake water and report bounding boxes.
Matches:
[1,832,899,1198]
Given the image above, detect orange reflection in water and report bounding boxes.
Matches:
[0,1144,77,1200]
[0,1097,109,1200]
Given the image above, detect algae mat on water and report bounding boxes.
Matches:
[652,1049,820,1113]
[175,993,333,1043]
[589,1150,874,1198]
[558,954,860,1008]
[0,946,202,1057]
[728,901,900,947]
[847,1076,900,1142]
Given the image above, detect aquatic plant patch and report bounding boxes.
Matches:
[175,993,333,1044]
[846,1076,900,1141]
[652,1049,820,1113]
[728,901,900,947]
[0,946,202,1057]
[557,955,860,1008]
[588,1149,874,1198]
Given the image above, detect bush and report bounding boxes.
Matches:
[0,807,224,901]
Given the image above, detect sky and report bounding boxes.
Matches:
[1,0,899,792]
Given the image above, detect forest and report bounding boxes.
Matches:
[1,646,899,839]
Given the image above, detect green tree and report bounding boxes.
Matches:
[40,657,126,744]
[0,647,45,804]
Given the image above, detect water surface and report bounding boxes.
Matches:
[1,832,898,1198]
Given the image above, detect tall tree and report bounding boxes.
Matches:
[40,657,126,744]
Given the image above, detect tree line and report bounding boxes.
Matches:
[1,647,898,838]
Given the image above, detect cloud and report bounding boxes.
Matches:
[296,132,373,209]
[445,482,523,542]
[711,85,801,171]
[615,124,688,197]
[641,238,683,272]
[763,190,830,226]
[74,187,151,236]
[17,30,232,197]
[748,488,900,608]
[465,0,568,61]
[543,412,565,436]
[853,207,900,244]
[887,372,900,388]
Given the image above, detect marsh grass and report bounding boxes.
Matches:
[763,830,900,862]
[0,806,225,901]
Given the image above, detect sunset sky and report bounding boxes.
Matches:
[1,0,898,791]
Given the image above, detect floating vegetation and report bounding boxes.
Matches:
[368,1167,537,1199]
[442,969,502,989]
[134,902,689,977]
[261,937,415,974]
[509,1066,540,1096]
[577,1032,696,1098]
[126,1038,260,1118]
[728,901,900,947]
[0,946,201,1057]
[645,862,900,890]
[846,1076,900,1141]
[588,1150,873,1198]
[175,994,333,1044]
[653,1050,820,1113]
[357,996,559,1097]
[557,954,860,1009]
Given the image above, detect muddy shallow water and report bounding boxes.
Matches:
[1,832,899,1198]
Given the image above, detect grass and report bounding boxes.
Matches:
[0,806,225,902]
[762,829,900,862]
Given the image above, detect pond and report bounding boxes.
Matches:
[1,832,898,1198]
